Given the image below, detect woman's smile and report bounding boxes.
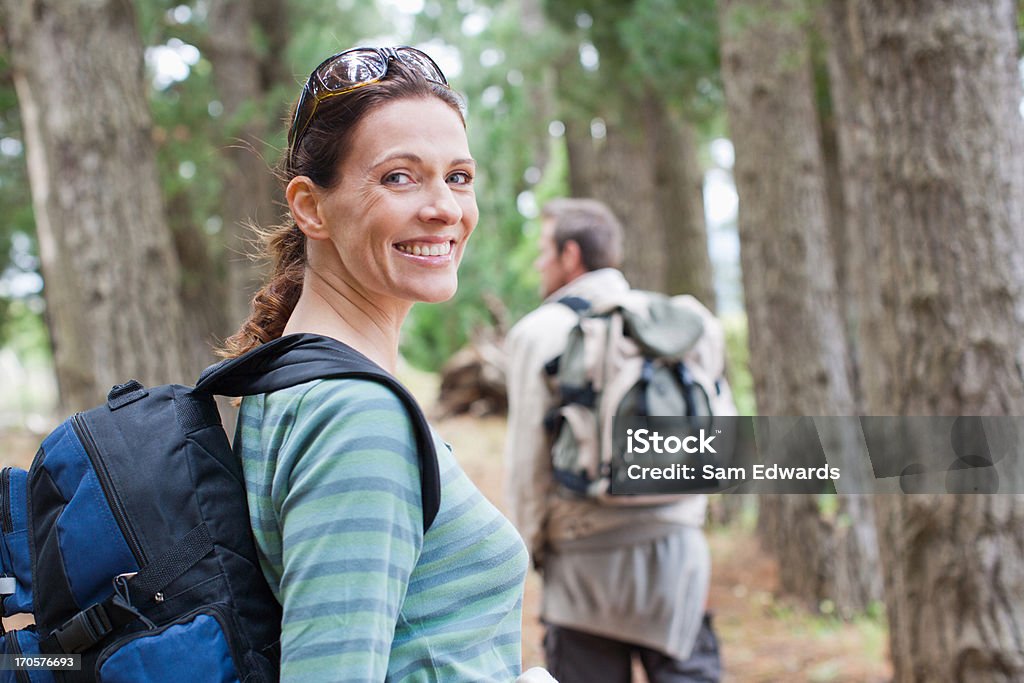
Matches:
[393,237,456,262]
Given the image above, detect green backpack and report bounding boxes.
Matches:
[543,290,735,504]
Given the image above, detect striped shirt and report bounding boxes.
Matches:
[236,378,528,682]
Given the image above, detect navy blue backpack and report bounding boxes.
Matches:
[0,334,441,682]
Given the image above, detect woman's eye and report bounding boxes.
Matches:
[383,172,413,185]
[448,171,473,185]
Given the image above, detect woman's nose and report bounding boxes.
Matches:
[419,182,462,225]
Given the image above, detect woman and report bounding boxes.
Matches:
[220,47,541,682]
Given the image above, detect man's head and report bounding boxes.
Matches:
[535,199,624,298]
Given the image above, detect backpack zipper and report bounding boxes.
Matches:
[70,415,148,566]
[4,631,33,683]
[1,467,13,534]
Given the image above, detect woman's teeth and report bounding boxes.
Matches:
[396,241,452,256]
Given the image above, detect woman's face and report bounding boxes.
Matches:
[315,96,478,307]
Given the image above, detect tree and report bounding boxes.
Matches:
[850,1,1024,679]
[0,0,190,411]
[546,0,718,304]
[206,0,288,331]
[719,0,880,615]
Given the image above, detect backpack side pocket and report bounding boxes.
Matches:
[0,467,33,616]
[95,605,243,683]
[1,628,56,683]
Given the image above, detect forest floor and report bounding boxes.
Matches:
[1,387,893,682]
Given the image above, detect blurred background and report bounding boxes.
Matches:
[1,1,1023,680]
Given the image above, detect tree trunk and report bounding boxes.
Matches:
[644,102,716,306]
[166,190,229,375]
[853,1,1024,679]
[1,0,189,412]
[207,0,282,332]
[563,90,714,304]
[719,0,880,615]
[823,0,883,415]
[564,113,665,291]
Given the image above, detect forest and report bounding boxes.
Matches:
[1,0,1023,681]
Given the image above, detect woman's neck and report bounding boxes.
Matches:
[282,269,410,374]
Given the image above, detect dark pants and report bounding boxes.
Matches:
[544,613,721,683]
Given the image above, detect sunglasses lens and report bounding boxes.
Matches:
[395,48,448,86]
[318,49,388,90]
[289,47,450,165]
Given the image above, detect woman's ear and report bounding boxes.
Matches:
[286,176,329,240]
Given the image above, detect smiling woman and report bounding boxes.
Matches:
[285,97,479,329]
[218,47,544,683]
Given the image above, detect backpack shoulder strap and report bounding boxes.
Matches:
[556,296,591,314]
[195,333,441,532]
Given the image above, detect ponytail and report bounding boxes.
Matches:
[219,223,306,359]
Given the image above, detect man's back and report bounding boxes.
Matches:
[503,199,721,682]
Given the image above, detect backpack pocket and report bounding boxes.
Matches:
[549,404,601,496]
[0,467,33,616]
[95,605,242,683]
[1,628,56,683]
[30,417,143,623]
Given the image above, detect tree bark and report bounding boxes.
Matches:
[562,90,715,305]
[719,0,880,615]
[824,0,883,415]
[1,0,189,412]
[564,112,665,292]
[853,1,1024,679]
[207,0,281,332]
[644,101,716,306]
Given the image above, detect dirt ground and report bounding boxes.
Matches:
[1,409,892,682]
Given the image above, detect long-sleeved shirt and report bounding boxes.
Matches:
[237,378,528,682]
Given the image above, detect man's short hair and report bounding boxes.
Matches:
[541,198,623,271]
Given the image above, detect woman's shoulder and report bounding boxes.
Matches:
[256,377,413,423]
[241,377,420,456]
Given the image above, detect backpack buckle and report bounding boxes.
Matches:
[51,602,113,653]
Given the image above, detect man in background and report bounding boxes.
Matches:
[504,198,722,682]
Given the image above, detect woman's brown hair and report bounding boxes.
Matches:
[219,58,466,359]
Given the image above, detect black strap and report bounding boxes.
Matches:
[556,296,590,314]
[130,524,213,601]
[195,334,441,532]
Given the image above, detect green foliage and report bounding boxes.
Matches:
[618,0,722,121]
[722,312,756,416]
[0,52,43,348]
[2,298,51,366]
[543,0,722,125]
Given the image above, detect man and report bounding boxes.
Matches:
[504,199,722,682]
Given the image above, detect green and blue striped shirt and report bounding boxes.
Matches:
[236,378,528,682]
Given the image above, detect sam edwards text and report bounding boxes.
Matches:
[625,464,841,481]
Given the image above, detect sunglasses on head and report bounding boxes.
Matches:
[287,46,450,167]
